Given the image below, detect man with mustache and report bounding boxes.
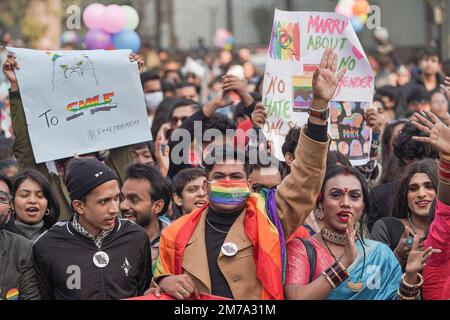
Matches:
[120,163,172,268]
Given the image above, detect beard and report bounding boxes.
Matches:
[136,211,153,228]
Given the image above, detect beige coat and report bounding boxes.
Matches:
[153,127,329,299]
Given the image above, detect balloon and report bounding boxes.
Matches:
[61,30,79,45]
[353,0,369,15]
[214,28,232,48]
[122,5,140,30]
[101,5,126,34]
[339,0,356,7]
[335,4,353,17]
[85,29,112,50]
[358,13,368,24]
[350,16,364,33]
[112,30,141,52]
[82,3,105,30]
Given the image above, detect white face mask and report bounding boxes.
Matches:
[144,91,164,112]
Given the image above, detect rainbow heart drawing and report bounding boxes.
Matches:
[6,288,19,300]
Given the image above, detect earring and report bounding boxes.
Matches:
[45,209,50,216]
[314,205,325,221]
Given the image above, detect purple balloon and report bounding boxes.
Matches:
[85,29,112,50]
[101,5,126,34]
[83,3,105,30]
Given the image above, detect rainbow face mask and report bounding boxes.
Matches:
[208,180,251,206]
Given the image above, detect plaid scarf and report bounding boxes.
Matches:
[71,214,111,249]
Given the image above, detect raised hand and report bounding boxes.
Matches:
[311,48,346,110]
[404,235,441,284]
[364,107,383,134]
[411,110,450,156]
[129,53,145,74]
[251,102,267,128]
[2,53,19,92]
[155,135,170,177]
[222,74,253,107]
[393,226,413,267]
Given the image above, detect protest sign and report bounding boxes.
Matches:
[8,47,151,163]
[262,9,374,165]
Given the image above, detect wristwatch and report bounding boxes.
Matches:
[308,106,330,120]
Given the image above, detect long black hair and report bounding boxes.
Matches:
[12,169,60,229]
[320,164,371,239]
[391,159,438,219]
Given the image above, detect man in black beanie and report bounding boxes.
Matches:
[33,158,152,300]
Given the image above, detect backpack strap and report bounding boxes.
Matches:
[297,237,316,284]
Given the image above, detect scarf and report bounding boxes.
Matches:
[154,189,286,300]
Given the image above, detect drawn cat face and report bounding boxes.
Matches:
[48,52,98,90]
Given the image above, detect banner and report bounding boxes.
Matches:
[262,10,374,165]
[8,47,151,163]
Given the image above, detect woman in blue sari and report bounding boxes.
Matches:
[285,165,438,300]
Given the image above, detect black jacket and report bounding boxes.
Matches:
[33,218,152,300]
[0,230,40,300]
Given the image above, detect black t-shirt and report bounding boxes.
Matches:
[205,207,241,299]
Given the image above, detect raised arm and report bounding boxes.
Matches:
[276,48,345,239]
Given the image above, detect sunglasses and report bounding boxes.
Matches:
[170,116,188,125]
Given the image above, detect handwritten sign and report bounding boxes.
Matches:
[262,10,374,165]
[8,48,151,163]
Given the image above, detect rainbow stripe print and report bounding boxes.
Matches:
[209,180,251,205]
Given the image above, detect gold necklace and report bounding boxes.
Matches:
[320,228,346,246]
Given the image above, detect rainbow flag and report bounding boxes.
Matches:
[154,189,286,300]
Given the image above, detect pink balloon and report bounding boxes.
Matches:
[83,3,105,30]
[101,5,126,34]
[335,4,353,17]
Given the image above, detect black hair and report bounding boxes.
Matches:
[151,97,181,138]
[391,159,438,219]
[12,169,60,229]
[168,98,201,118]
[202,113,237,136]
[134,141,157,164]
[125,163,172,216]
[175,81,197,92]
[326,150,352,168]
[0,170,12,194]
[172,168,207,196]
[418,47,440,62]
[320,165,371,238]
[203,146,252,178]
[375,85,399,105]
[140,71,160,86]
[394,122,439,166]
[161,79,177,93]
[0,157,17,171]
[379,119,409,184]
[281,127,301,157]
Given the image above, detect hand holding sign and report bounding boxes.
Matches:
[311,48,346,110]
[2,53,19,92]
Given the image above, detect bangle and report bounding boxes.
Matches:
[397,289,419,300]
[322,271,337,289]
[402,273,423,289]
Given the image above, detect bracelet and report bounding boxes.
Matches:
[322,260,349,289]
[322,271,337,289]
[397,289,419,300]
[401,273,423,289]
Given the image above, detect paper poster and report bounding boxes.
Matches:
[262,10,374,165]
[8,47,151,163]
[329,101,372,166]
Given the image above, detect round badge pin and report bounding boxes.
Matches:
[93,251,110,268]
[6,288,19,300]
[221,242,238,257]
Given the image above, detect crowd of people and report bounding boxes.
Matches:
[0,36,449,301]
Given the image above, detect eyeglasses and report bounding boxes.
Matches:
[0,191,12,204]
[170,116,188,125]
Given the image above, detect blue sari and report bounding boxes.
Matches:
[326,239,402,300]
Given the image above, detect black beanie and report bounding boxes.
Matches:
[64,157,118,202]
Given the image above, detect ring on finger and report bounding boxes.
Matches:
[180,289,189,296]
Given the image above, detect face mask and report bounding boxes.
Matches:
[144,91,164,112]
[208,180,251,206]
